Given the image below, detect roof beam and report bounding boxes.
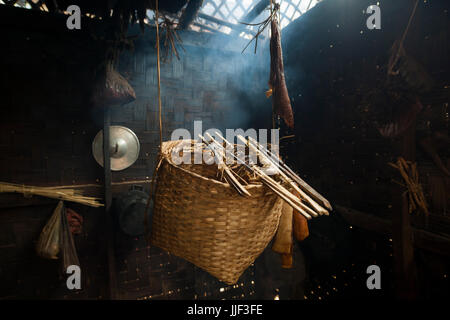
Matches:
[230,0,270,36]
[197,12,261,38]
[178,0,204,30]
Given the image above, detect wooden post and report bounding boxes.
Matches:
[103,106,118,299]
[391,118,418,299]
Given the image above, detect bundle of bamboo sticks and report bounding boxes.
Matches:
[0,182,104,208]
[199,132,332,219]
[389,157,429,215]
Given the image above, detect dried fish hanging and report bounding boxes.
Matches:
[242,1,294,129]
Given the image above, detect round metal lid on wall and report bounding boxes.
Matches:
[92,126,140,171]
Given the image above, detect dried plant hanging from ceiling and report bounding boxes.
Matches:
[2,0,321,39]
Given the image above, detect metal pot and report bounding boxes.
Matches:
[114,185,152,237]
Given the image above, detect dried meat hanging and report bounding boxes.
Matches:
[267,3,294,129]
[242,1,294,129]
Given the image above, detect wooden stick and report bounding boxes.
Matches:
[0,182,103,207]
[238,135,328,216]
[210,132,316,218]
[248,136,332,210]
[199,134,251,197]
[243,133,326,217]
[230,167,249,185]
[206,134,312,219]
[256,171,312,219]
[253,166,317,218]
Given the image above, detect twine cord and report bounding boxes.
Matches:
[145,0,164,244]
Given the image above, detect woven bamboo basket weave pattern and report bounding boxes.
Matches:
[151,140,284,284]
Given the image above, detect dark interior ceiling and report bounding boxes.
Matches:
[52,0,189,15]
[0,0,190,19]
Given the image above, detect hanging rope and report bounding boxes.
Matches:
[241,0,279,54]
[270,0,275,129]
[155,0,163,152]
[145,0,164,245]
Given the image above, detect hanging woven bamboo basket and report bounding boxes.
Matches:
[150,140,284,285]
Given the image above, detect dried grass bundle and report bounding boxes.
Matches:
[389,157,429,215]
[0,182,104,208]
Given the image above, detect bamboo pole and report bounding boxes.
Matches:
[0,182,103,207]
[248,136,332,210]
[199,134,251,197]
[253,166,318,218]
[238,134,328,215]
[205,133,313,219]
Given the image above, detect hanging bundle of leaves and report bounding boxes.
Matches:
[389,157,429,215]
[160,16,185,63]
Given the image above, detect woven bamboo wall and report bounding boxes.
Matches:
[0,7,271,299]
